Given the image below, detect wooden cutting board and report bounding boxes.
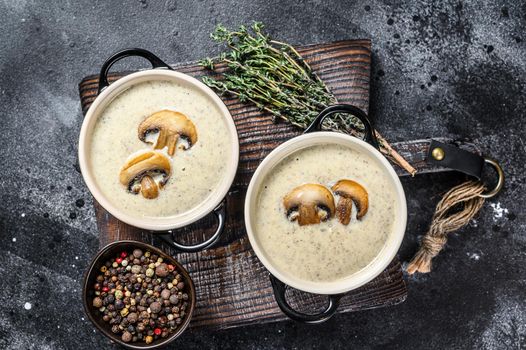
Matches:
[78,39,479,329]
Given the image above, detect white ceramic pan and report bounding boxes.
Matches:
[244,105,407,323]
[79,49,239,252]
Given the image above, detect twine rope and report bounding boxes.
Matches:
[406,180,486,274]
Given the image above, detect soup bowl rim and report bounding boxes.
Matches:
[78,69,239,231]
[244,131,407,295]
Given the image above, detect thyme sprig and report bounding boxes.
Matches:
[200,22,416,175]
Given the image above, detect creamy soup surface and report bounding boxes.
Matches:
[255,143,398,283]
[89,80,232,218]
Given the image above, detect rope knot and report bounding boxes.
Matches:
[421,235,447,257]
[406,181,486,275]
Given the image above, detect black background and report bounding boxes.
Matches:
[0,0,524,349]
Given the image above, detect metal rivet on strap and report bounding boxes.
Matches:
[431,147,445,161]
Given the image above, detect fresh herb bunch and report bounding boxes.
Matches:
[200,22,416,175]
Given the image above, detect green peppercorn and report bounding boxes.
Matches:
[115,290,123,300]
[145,268,154,278]
[120,308,129,317]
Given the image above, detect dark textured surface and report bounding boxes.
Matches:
[0,0,524,349]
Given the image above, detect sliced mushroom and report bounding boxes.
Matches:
[283,184,336,226]
[138,110,198,156]
[119,151,171,199]
[331,179,368,225]
[139,175,159,199]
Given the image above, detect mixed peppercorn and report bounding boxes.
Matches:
[91,248,190,344]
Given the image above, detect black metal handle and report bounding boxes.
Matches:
[98,48,172,94]
[158,201,226,253]
[304,104,379,149]
[269,274,342,324]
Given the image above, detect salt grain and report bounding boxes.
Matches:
[24,302,32,310]
[467,252,481,261]
[490,202,508,221]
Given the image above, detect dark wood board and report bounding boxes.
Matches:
[78,40,480,329]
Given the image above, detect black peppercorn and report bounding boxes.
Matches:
[127,312,138,323]
[160,289,171,300]
[169,295,179,305]
[122,331,132,343]
[93,297,103,308]
[115,300,124,310]
[155,263,169,277]
[133,249,143,258]
[150,301,162,314]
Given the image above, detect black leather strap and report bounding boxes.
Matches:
[427,140,484,180]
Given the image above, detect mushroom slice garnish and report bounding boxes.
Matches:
[283,184,336,226]
[138,110,198,156]
[119,151,171,199]
[331,179,369,225]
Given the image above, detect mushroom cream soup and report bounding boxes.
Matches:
[255,143,397,282]
[89,80,231,218]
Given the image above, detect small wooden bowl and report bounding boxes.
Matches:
[83,240,195,349]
